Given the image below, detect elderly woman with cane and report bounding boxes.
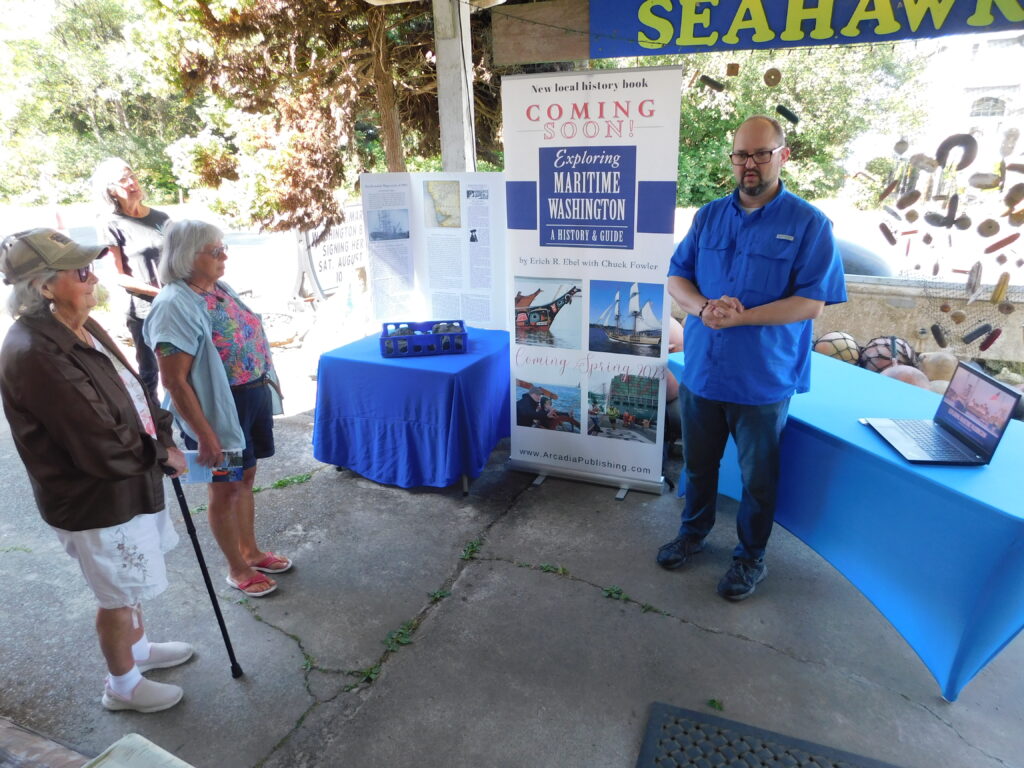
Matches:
[0,229,191,713]
[144,219,290,598]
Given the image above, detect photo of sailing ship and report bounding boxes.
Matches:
[366,208,410,241]
[513,276,583,349]
[588,280,663,357]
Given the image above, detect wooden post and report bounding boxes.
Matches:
[431,0,476,171]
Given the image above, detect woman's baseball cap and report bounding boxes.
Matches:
[1,229,107,285]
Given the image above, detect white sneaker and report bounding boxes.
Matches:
[102,677,183,713]
[136,641,194,673]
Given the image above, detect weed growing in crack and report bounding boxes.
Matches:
[602,585,629,601]
[707,698,724,711]
[640,603,661,614]
[0,546,31,553]
[302,653,316,672]
[383,620,418,651]
[251,472,314,494]
[353,665,381,684]
[272,472,313,489]
[460,540,482,560]
[429,589,451,603]
[515,561,532,568]
[539,563,568,575]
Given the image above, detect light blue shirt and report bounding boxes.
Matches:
[143,280,276,449]
[668,182,847,405]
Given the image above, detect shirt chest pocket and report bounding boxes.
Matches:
[694,237,732,295]
[743,239,796,300]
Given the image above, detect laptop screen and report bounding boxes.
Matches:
[935,363,1021,457]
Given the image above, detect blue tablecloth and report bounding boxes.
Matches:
[668,351,1024,701]
[313,329,511,488]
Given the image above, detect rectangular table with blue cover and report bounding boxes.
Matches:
[314,329,510,488]
[668,351,1024,701]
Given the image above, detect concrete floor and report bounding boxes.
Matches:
[1,396,1022,767]
[1,227,1021,767]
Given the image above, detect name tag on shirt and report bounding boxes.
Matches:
[776,234,794,241]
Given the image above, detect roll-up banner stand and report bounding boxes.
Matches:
[502,66,682,495]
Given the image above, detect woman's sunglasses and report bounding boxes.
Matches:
[72,264,93,283]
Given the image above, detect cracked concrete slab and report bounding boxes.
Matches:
[262,557,1017,768]
[484,480,944,697]
[228,467,514,673]
[2,409,1023,767]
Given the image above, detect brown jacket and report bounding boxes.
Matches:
[0,312,176,531]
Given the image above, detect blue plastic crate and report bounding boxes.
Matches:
[380,320,468,358]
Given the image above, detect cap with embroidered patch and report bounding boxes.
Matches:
[0,229,107,285]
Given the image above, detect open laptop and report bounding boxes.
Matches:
[862,362,1021,465]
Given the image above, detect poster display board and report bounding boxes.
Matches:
[502,66,682,494]
[358,172,507,331]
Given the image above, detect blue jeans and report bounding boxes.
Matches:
[677,383,790,562]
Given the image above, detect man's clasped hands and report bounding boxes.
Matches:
[701,295,745,329]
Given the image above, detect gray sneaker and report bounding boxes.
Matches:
[656,534,706,570]
[102,677,183,713]
[717,558,767,601]
[137,641,194,673]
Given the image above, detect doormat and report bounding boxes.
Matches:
[636,702,904,768]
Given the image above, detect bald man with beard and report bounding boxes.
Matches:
[657,115,848,601]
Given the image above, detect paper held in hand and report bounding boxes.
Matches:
[180,449,245,483]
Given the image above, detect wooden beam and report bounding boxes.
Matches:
[491,0,589,66]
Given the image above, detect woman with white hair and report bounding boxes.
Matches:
[91,157,169,398]
[0,229,191,713]
[144,219,290,597]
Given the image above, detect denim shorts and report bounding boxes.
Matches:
[182,380,275,481]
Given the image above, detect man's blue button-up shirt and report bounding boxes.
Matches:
[668,182,847,405]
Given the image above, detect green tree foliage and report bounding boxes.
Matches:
[633,44,927,206]
[145,0,512,232]
[146,0,470,232]
[0,0,201,204]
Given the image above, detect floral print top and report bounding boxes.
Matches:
[92,334,157,438]
[155,287,271,386]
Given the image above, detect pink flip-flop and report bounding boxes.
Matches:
[226,573,277,597]
[251,551,293,574]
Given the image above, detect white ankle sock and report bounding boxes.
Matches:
[131,634,150,662]
[107,666,142,698]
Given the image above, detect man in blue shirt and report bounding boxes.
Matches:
[658,115,847,600]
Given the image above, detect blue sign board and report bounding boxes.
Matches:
[538,146,637,249]
[590,0,1024,58]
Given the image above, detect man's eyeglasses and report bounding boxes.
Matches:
[115,172,138,187]
[729,147,784,166]
[72,264,93,283]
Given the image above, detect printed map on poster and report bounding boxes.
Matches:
[423,180,462,228]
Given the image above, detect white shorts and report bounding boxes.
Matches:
[52,508,180,610]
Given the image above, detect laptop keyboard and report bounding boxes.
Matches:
[892,419,970,460]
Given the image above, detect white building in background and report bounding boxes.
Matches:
[845,30,1023,174]
[919,30,1023,169]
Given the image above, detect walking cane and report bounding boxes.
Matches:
[167,473,244,678]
